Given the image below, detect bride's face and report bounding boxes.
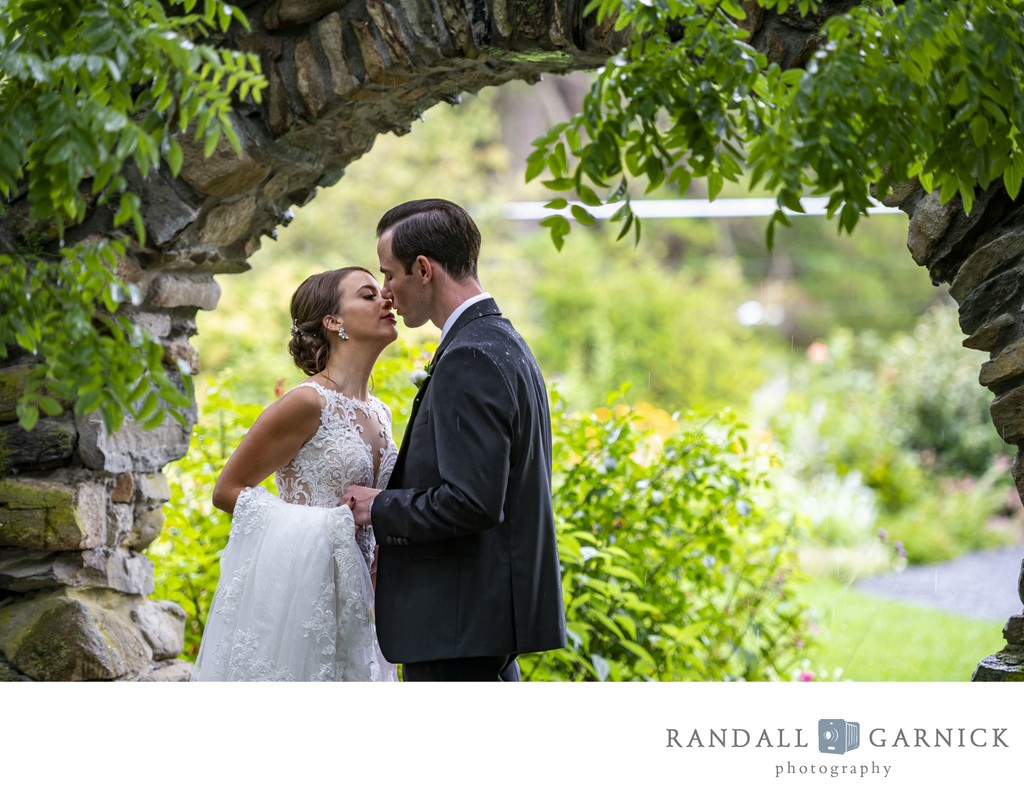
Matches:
[331,271,398,346]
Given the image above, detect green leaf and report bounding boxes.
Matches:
[540,214,571,252]
[37,396,63,417]
[17,403,40,432]
[525,152,547,183]
[970,116,990,148]
[571,204,596,226]
[165,138,184,176]
[707,171,724,201]
[720,0,746,19]
[577,184,602,207]
[620,638,657,666]
[203,129,221,158]
[136,391,160,422]
[542,177,576,192]
[1005,160,1023,199]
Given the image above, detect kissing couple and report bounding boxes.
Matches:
[191,199,566,682]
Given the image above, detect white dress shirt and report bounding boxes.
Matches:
[440,292,492,344]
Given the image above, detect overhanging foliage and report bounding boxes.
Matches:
[529,0,1024,249]
[0,0,265,432]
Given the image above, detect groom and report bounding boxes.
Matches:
[345,199,566,681]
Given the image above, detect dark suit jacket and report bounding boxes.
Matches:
[371,298,566,663]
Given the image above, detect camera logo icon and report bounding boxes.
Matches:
[818,719,860,755]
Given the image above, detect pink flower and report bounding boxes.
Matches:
[798,671,816,682]
[806,342,829,363]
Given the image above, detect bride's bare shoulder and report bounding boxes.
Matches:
[260,382,324,422]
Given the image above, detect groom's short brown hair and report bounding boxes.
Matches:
[377,199,481,282]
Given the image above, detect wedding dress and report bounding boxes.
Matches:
[191,382,399,681]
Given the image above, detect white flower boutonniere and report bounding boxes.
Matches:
[411,358,435,389]
[410,368,430,389]
[411,354,436,390]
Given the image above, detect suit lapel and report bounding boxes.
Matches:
[392,381,427,481]
[389,298,502,487]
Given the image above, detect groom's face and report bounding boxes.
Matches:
[378,231,430,329]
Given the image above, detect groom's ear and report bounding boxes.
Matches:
[414,255,433,283]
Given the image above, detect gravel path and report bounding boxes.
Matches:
[855,545,1024,622]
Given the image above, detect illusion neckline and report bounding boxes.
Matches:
[304,379,375,404]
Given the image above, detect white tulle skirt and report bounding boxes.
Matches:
[191,487,397,682]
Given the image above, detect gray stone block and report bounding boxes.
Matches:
[137,658,193,682]
[0,547,154,595]
[950,229,1024,304]
[132,598,186,660]
[76,408,195,473]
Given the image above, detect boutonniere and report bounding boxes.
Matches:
[410,358,434,389]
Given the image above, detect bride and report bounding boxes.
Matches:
[191,267,399,681]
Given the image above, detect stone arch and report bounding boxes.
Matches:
[0,1,1021,680]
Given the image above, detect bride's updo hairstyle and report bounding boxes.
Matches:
[288,267,367,376]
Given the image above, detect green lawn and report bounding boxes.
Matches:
[796,577,1007,681]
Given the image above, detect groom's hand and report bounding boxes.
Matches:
[344,484,379,527]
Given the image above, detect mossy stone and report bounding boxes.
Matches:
[0,479,101,551]
[0,588,151,681]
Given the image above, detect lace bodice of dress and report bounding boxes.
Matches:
[274,382,397,568]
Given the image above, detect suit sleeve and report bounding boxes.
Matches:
[371,343,514,543]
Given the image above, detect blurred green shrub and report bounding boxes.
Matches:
[882,305,1007,478]
[877,462,1018,564]
[525,232,773,414]
[752,304,1017,564]
[521,392,812,681]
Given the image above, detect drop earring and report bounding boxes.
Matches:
[337,325,349,341]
